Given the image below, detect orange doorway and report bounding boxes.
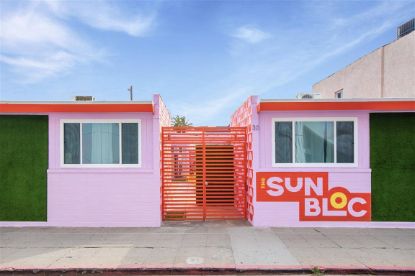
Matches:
[161,127,247,221]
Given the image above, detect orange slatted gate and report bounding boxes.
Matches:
[161,127,247,221]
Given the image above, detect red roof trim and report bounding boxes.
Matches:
[0,103,154,113]
[257,101,415,112]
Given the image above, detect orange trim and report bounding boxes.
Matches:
[0,103,154,113]
[257,101,415,112]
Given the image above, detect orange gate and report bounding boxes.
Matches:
[161,127,247,220]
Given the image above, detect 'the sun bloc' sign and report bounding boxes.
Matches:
[256,172,371,221]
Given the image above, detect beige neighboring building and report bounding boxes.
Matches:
[312,29,415,99]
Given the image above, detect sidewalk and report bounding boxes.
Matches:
[1,221,414,274]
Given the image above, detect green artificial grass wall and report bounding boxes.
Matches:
[0,115,48,221]
[370,113,415,221]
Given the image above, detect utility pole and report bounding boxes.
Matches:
[128,85,133,101]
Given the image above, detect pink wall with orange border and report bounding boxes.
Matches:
[231,97,414,228]
[0,95,169,227]
[253,110,372,227]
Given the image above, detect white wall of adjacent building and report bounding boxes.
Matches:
[312,31,415,99]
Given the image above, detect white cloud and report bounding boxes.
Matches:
[41,0,156,36]
[79,13,155,37]
[232,25,271,44]
[0,52,77,82]
[0,7,101,82]
[0,10,86,53]
[76,9,155,37]
[0,0,156,82]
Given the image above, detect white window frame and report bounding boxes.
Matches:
[271,117,358,168]
[60,119,142,168]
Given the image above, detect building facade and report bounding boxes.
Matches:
[0,96,414,227]
[0,95,170,227]
[312,31,415,99]
[231,98,415,227]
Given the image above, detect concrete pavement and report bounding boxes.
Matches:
[0,221,414,274]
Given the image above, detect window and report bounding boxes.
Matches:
[335,89,343,99]
[274,122,292,163]
[273,118,356,166]
[336,121,354,163]
[295,121,334,163]
[62,120,140,167]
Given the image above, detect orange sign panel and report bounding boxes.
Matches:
[256,172,371,221]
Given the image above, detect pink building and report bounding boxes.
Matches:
[0,95,170,227]
[231,97,415,227]
[0,96,414,227]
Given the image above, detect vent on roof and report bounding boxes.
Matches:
[74,96,95,101]
[397,18,414,39]
[296,93,321,99]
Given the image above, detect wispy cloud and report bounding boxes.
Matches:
[0,7,99,82]
[0,52,78,82]
[41,0,156,36]
[77,13,155,37]
[328,0,411,29]
[0,9,84,52]
[232,25,271,44]
[179,0,414,124]
[0,0,156,82]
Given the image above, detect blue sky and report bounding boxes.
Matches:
[0,0,414,125]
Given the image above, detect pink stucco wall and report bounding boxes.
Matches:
[230,96,259,224]
[252,110,374,227]
[46,112,161,227]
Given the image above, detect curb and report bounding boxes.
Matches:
[1,265,415,275]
